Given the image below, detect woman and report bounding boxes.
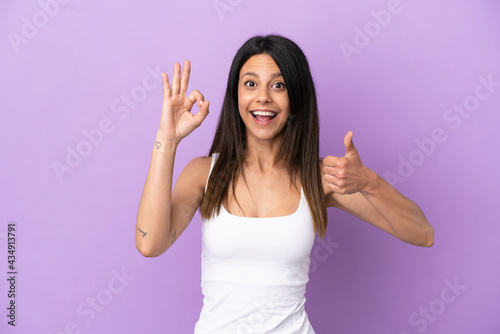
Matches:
[136,35,434,333]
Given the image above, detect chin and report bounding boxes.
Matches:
[248,129,285,141]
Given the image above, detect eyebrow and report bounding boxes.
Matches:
[241,72,283,79]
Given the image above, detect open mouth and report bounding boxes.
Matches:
[251,110,278,122]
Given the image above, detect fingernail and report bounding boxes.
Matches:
[199,100,203,106]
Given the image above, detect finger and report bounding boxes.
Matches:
[323,173,339,184]
[323,165,345,178]
[326,174,353,193]
[187,89,205,108]
[323,155,345,168]
[326,182,348,195]
[171,63,181,95]
[344,131,357,155]
[193,100,210,126]
[324,166,348,182]
[162,73,171,97]
[179,60,191,97]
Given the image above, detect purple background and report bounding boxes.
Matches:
[1,0,499,333]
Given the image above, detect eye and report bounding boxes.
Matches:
[273,82,285,89]
[244,81,256,87]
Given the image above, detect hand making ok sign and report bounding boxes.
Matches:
[158,60,210,145]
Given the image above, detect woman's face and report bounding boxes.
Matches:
[237,53,290,143]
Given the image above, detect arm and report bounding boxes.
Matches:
[322,131,434,247]
[136,60,210,257]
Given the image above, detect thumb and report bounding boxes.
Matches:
[344,131,356,155]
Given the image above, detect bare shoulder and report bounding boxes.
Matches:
[172,155,212,214]
[177,155,212,191]
[185,155,212,169]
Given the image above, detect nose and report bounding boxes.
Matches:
[256,86,272,104]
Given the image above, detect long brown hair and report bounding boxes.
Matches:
[200,34,327,238]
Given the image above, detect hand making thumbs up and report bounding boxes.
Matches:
[322,131,371,195]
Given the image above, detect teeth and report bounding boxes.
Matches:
[252,110,276,116]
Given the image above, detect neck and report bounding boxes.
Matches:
[244,133,285,172]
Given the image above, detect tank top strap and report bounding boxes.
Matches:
[204,152,219,193]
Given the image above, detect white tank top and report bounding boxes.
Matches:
[194,153,317,334]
